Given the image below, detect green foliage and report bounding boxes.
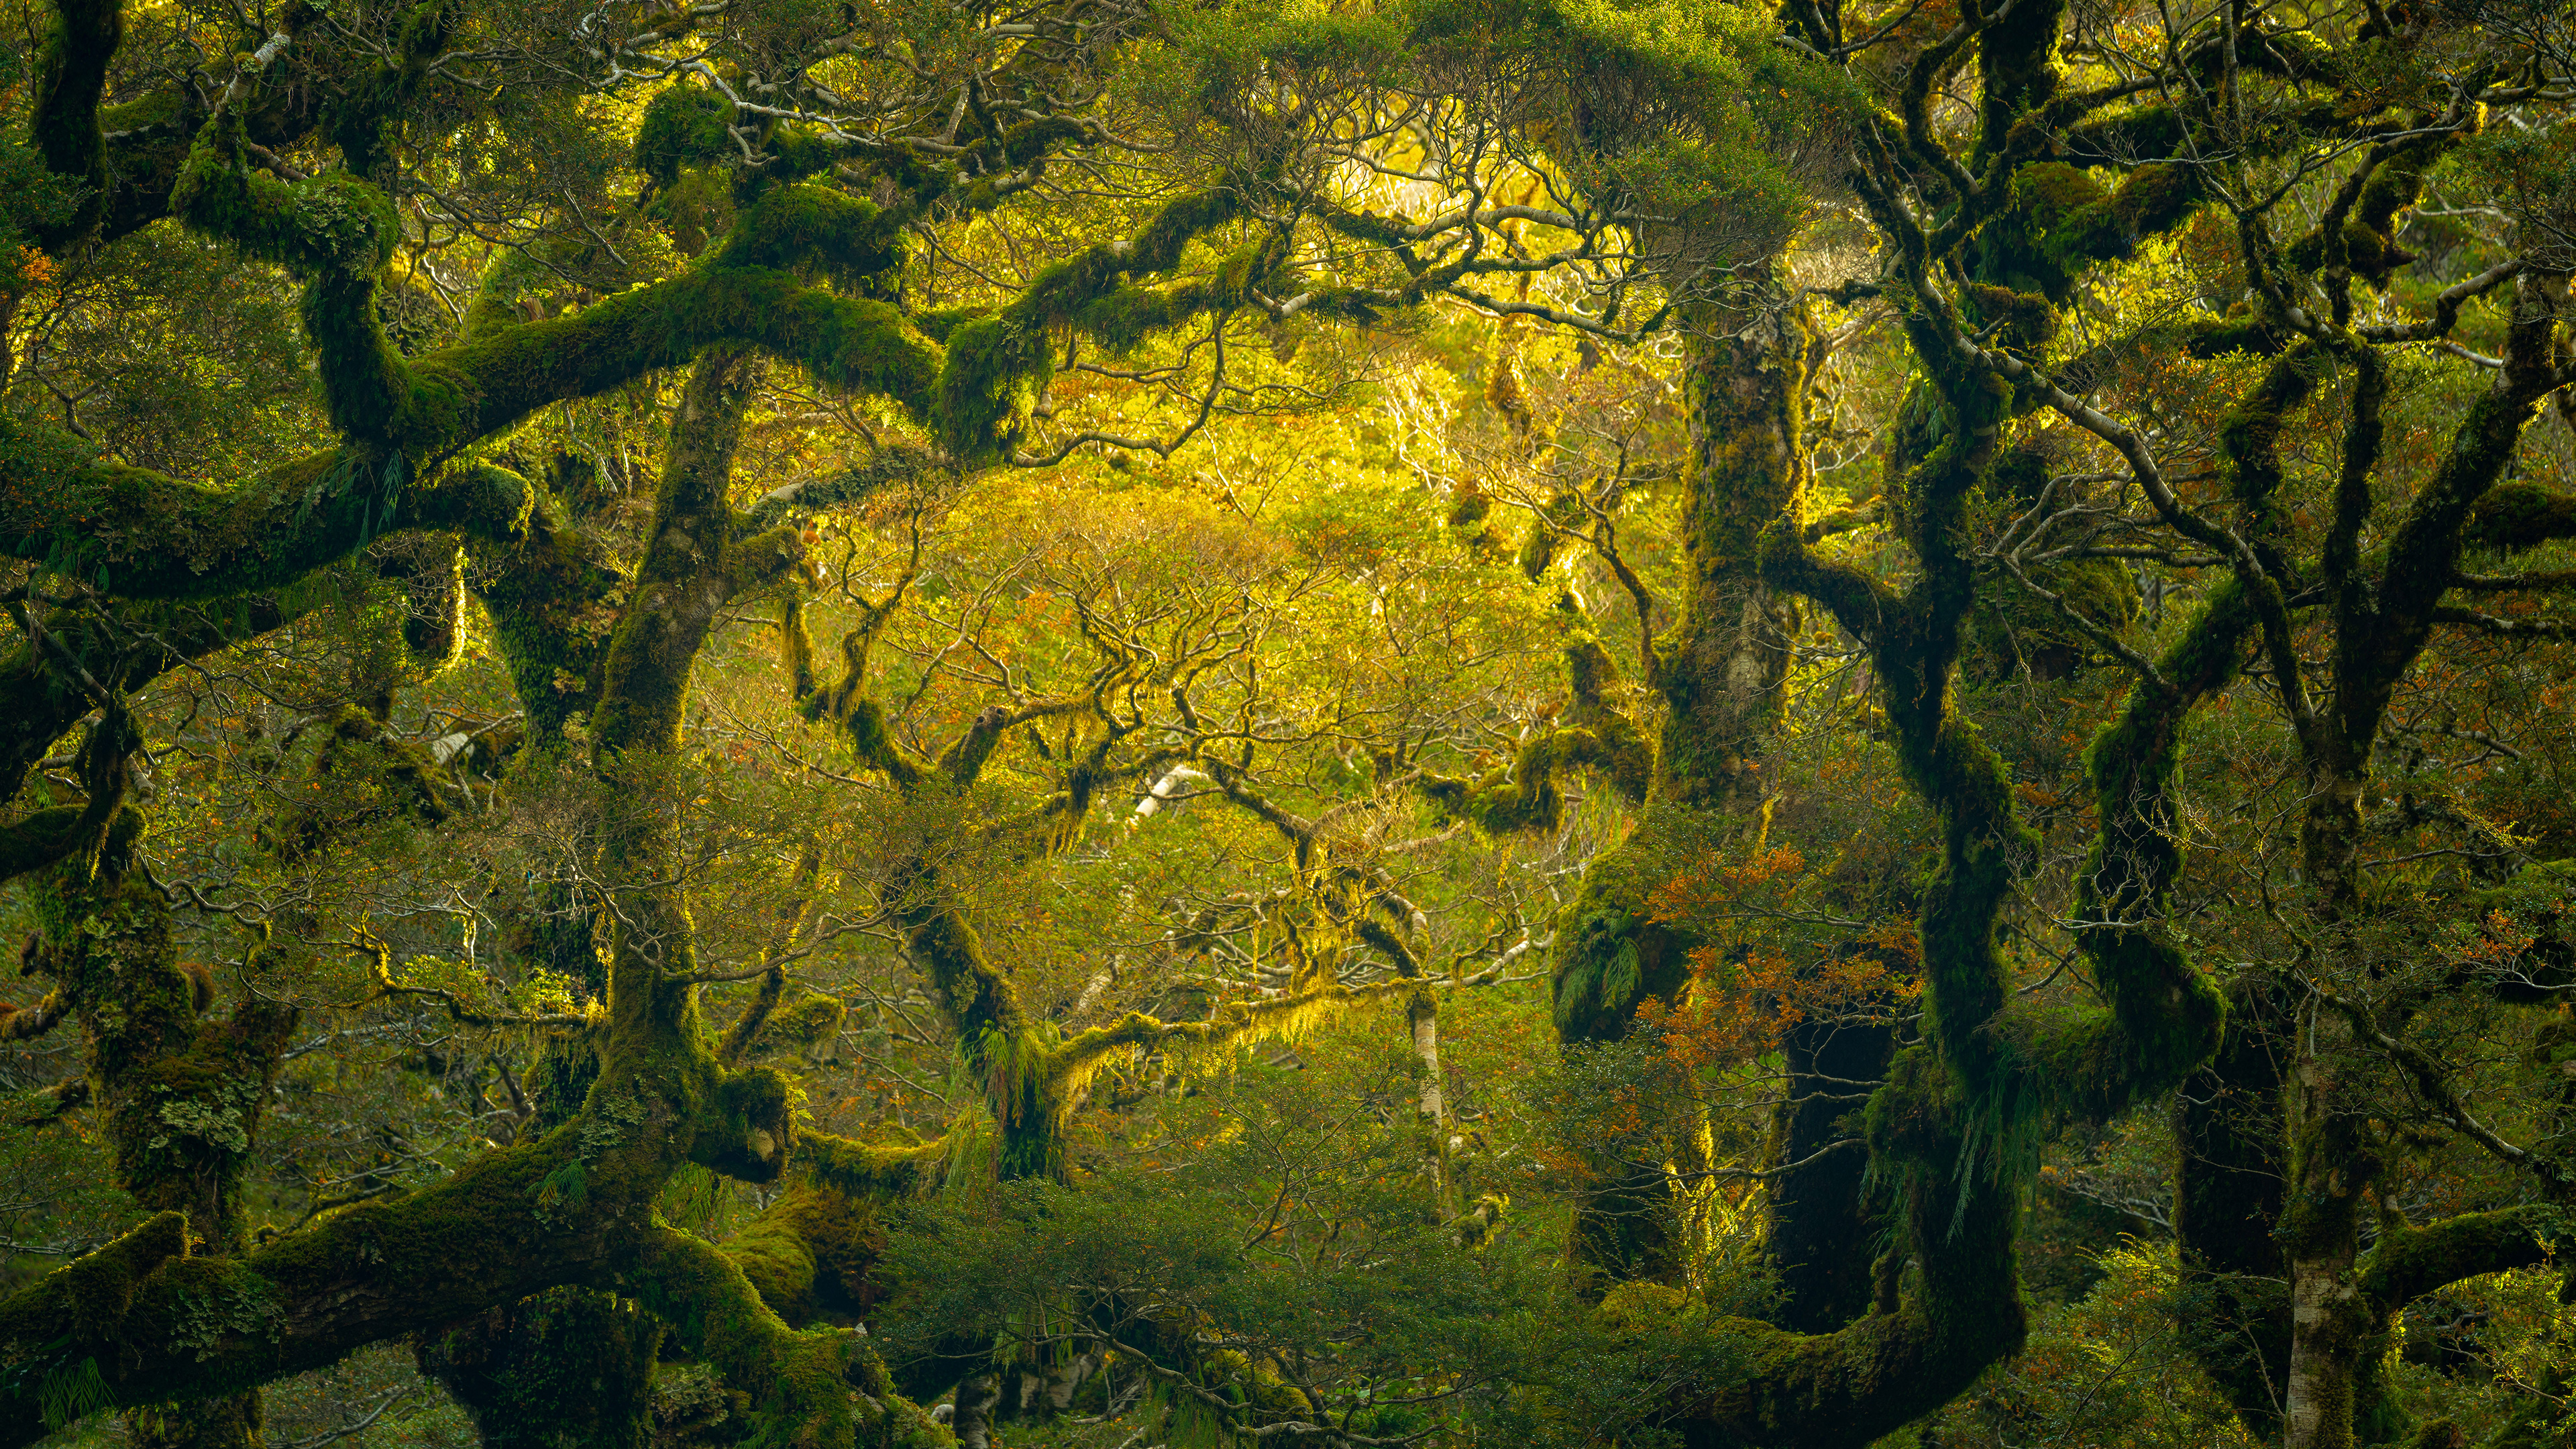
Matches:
[1914,1240,2265,1449]
[877,1046,1762,1448]
[0,3,2571,1448]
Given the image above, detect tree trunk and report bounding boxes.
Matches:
[2174,978,2292,1436]
[1553,305,1816,1286]
[24,775,295,1448]
[414,1289,663,1449]
[1766,1012,1894,1332]
[2279,1008,2377,1449]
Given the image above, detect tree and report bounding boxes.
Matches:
[2,0,2573,1447]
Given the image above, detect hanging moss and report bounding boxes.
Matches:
[934,317,1049,464]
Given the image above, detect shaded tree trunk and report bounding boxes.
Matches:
[1552,305,1819,1287]
[1765,1013,1894,1333]
[2174,979,2292,1436]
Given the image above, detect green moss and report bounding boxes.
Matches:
[2109,162,2200,237]
[636,87,735,189]
[260,702,452,859]
[1517,515,1559,580]
[710,186,904,291]
[170,113,408,442]
[2282,131,2452,286]
[932,188,1248,462]
[724,1186,886,1326]
[52,1212,191,1344]
[746,988,846,1059]
[321,0,458,184]
[693,1068,793,1183]
[28,0,123,250]
[1550,841,1693,1046]
[1423,712,1652,838]
[2465,481,2576,552]
[934,317,1047,463]
[1652,318,1812,810]
[797,1128,945,1199]
[472,486,627,744]
[1968,553,2137,682]
[618,1226,936,1449]
[419,1288,662,1449]
[1962,281,2060,347]
[25,815,297,1251]
[2018,645,2235,1111]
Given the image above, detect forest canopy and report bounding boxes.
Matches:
[0,0,2573,1446]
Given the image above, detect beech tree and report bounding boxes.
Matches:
[1,0,2573,1448]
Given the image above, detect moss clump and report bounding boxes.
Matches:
[1419,700,1651,839]
[1550,847,1692,1046]
[258,704,452,859]
[1962,280,2061,348]
[635,87,735,190]
[724,1186,887,1327]
[744,987,846,1060]
[50,1212,191,1344]
[2110,162,2199,237]
[2465,480,2576,552]
[694,1068,794,1183]
[934,317,1047,464]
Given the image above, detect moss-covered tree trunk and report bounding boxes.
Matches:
[1764,1009,1893,1333]
[2263,274,2566,1449]
[1548,301,1828,1289]
[12,709,295,1448]
[2172,981,2292,1437]
[1656,315,1811,816]
[415,1291,664,1449]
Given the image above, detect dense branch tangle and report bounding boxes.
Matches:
[0,0,1603,1440]
[1857,2,2576,1445]
[1,0,2573,1447]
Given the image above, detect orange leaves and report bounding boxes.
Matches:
[2447,908,2542,974]
[1859,916,1921,966]
[1632,838,1917,1073]
[1634,940,1915,1075]
[7,247,54,292]
[1646,844,1807,928]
